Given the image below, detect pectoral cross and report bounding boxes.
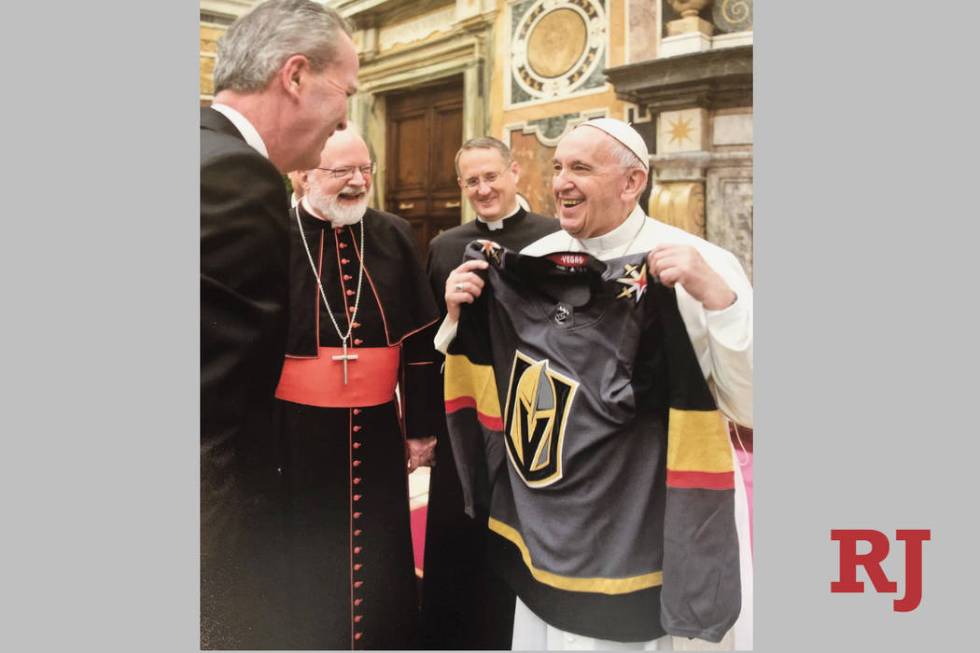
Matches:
[331,340,359,384]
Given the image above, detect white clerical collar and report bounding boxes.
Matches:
[576,205,646,254]
[476,204,521,232]
[211,103,269,159]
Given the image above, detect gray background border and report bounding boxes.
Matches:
[2,1,979,650]
[757,1,980,649]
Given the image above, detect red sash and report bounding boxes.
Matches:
[275,346,400,408]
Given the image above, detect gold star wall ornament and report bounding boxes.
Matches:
[668,116,694,145]
[616,262,650,303]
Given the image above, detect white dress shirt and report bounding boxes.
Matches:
[210,103,269,159]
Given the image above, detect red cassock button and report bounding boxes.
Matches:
[353,425,362,432]
[354,546,363,555]
[354,632,363,641]
[353,477,362,485]
[353,408,362,415]
[353,459,362,467]
[352,322,361,329]
[353,512,362,520]
[354,598,363,606]
[340,242,348,249]
[353,494,362,502]
[354,563,363,572]
[354,615,363,623]
[354,529,363,536]
[354,580,364,588]
[354,338,364,345]
[353,442,362,449]
[341,258,350,265]
[348,306,356,313]
[343,274,353,281]
[346,289,355,296]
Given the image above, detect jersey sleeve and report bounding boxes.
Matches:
[653,281,742,642]
[442,241,504,517]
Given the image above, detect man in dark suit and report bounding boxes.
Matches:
[420,137,559,649]
[200,1,359,648]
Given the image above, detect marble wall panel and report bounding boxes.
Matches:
[712,112,753,146]
[706,169,753,280]
[658,108,709,154]
[628,0,659,63]
[509,129,558,217]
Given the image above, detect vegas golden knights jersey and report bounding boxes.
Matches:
[444,240,741,643]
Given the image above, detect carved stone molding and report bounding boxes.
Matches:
[200,0,255,22]
[604,45,752,114]
[706,171,753,280]
[649,181,706,238]
[649,150,751,182]
[332,0,454,24]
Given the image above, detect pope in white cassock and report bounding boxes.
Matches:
[436,118,753,651]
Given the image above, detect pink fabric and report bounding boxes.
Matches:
[410,506,427,574]
[739,449,753,552]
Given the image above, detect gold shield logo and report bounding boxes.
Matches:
[503,350,578,487]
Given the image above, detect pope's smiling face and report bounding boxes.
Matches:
[552,126,645,239]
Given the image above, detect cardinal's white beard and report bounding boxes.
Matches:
[308,186,369,226]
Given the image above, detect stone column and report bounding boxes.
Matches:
[661,0,714,56]
[351,92,386,212]
[665,0,714,36]
[460,61,487,223]
[649,181,706,238]
[649,108,709,238]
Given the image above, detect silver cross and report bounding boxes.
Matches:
[331,340,359,385]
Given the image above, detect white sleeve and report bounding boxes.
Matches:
[704,288,753,427]
[433,314,459,355]
[677,248,753,427]
[705,250,753,427]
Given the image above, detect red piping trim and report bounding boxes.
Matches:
[444,397,504,431]
[348,408,355,647]
[666,469,736,490]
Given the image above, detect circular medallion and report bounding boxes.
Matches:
[712,0,753,33]
[511,0,607,101]
[527,9,587,79]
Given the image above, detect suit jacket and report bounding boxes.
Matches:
[200,107,290,649]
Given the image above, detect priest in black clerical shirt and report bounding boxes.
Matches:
[420,137,559,650]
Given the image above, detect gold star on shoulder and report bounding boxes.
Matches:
[478,239,503,264]
[615,263,650,303]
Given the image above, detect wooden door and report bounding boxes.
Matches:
[385,79,463,259]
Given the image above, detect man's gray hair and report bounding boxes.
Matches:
[605,137,645,171]
[454,137,513,176]
[213,0,353,94]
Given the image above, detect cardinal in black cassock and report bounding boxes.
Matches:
[274,129,442,649]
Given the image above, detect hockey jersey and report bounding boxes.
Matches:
[444,240,741,643]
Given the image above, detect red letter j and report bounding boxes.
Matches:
[893,529,930,612]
